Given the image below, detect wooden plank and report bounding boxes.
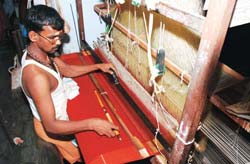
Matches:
[76,0,85,41]
[210,95,250,132]
[218,63,244,81]
[155,2,205,34]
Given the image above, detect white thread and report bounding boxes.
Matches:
[99,11,102,24]
[100,91,107,95]
[100,154,107,164]
[153,100,166,158]
[176,133,195,145]
[197,122,202,130]
[125,3,131,68]
[107,7,119,35]
[115,0,125,4]
[180,71,186,84]
[145,0,159,10]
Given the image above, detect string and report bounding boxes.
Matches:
[176,133,195,145]
[202,113,250,163]
[107,7,119,35]
[125,2,131,68]
[147,13,155,80]
[144,12,169,158]
[180,70,186,85]
[142,11,148,42]
[132,5,142,79]
[159,21,162,48]
[70,3,81,52]
[154,101,165,157]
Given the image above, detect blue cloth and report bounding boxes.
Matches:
[19,23,28,38]
[3,0,14,18]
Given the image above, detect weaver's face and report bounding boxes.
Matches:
[35,26,64,54]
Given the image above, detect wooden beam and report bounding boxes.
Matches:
[155,2,205,34]
[76,0,85,41]
[169,0,237,163]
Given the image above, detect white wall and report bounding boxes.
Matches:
[59,0,80,53]
[82,0,105,48]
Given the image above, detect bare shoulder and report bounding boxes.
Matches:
[22,64,48,81]
[22,65,51,96]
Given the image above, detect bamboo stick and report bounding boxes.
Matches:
[76,0,85,41]
[94,90,121,140]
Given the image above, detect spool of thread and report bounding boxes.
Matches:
[156,48,166,75]
[109,69,119,84]
[105,14,112,33]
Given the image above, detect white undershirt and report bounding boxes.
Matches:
[20,51,69,121]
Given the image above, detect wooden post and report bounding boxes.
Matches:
[169,0,237,163]
[76,0,85,41]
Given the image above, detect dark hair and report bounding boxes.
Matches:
[25,5,64,33]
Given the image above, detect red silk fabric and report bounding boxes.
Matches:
[61,53,157,164]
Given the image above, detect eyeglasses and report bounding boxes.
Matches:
[36,32,64,44]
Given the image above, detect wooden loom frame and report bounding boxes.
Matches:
[77,0,239,163]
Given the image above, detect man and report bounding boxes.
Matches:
[21,5,119,164]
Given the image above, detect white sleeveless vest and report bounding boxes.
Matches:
[20,51,69,121]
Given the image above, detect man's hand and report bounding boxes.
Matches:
[98,63,117,75]
[88,118,119,138]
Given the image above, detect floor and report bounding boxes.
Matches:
[0,34,62,163]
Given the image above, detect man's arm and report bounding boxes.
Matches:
[54,57,116,77]
[22,66,119,137]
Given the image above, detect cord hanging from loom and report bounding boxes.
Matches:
[115,0,125,4]
[104,0,112,33]
[143,13,166,151]
[155,21,166,76]
[143,12,165,95]
[145,0,159,10]
[153,98,166,157]
[132,4,142,78]
[142,8,181,155]
[180,70,187,85]
[99,2,121,53]
[107,7,119,35]
[176,133,195,145]
[125,2,132,68]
